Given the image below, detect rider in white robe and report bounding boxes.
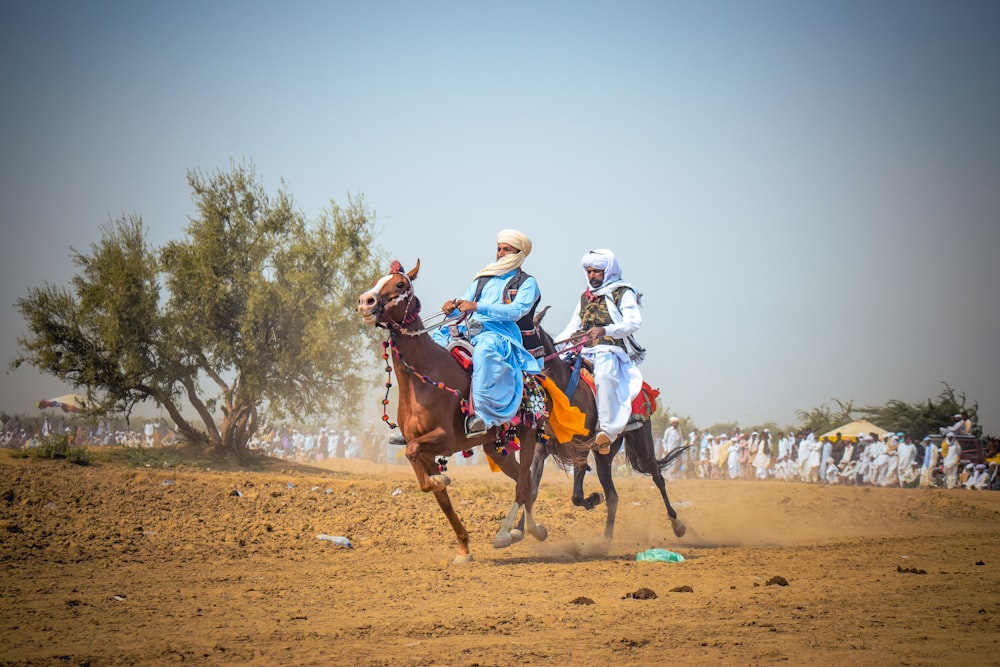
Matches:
[556,249,643,450]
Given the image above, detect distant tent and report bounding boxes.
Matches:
[820,419,890,442]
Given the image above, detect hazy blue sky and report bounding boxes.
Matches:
[2,1,998,435]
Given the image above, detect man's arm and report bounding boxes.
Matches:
[475,276,539,322]
[603,288,641,339]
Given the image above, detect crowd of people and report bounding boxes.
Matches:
[656,420,999,491]
[1,414,178,449]
[248,423,383,463]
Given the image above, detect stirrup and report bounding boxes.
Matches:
[594,431,612,455]
[465,414,487,437]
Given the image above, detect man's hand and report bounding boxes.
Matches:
[586,326,606,339]
[444,299,478,314]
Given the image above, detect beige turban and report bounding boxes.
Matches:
[475,229,532,278]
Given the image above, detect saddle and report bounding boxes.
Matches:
[573,365,659,425]
[448,339,474,370]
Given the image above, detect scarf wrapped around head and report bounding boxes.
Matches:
[474,229,532,278]
[581,248,624,294]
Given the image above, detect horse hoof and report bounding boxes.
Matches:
[509,528,525,544]
[452,553,474,564]
[428,474,451,491]
[585,492,604,510]
[672,519,687,538]
[528,524,548,542]
[494,533,513,549]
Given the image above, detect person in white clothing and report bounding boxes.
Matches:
[941,432,961,489]
[796,432,812,481]
[896,435,918,486]
[823,457,840,484]
[752,430,772,480]
[774,432,792,481]
[866,436,889,486]
[661,416,684,479]
[726,435,741,479]
[968,463,993,490]
[556,249,644,455]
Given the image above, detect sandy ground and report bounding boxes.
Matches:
[1,448,998,666]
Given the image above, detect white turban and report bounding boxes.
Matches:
[581,248,623,292]
[475,229,531,278]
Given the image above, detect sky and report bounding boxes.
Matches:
[2,0,999,435]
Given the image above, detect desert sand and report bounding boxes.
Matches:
[1,448,998,666]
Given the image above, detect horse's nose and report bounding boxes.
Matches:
[357,293,376,312]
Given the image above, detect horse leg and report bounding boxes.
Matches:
[431,487,474,564]
[594,447,620,542]
[516,432,547,542]
[645,441,688,538]
[515,438,549,535]
[494,501,522,549]
[573,461,604,510]
[405,435,450,492]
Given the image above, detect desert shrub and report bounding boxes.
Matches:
[115,446,180,469]
[30,434,90,465]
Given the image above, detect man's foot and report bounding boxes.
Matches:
[465,414,487,437]
[388,431,406,445]
[594,431,612,455]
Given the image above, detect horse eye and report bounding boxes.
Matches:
[396,281,407,290]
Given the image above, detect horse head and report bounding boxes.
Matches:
[357,259,421,329]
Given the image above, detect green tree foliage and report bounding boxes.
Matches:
[795,399,855,436]
[13,162,385,454]
[794,385,980,439]
[856,384,979,438]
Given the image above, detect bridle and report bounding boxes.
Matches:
[370,271,473,429]
[372,272,421,334]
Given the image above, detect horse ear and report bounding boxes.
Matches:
[534,304,550,325]
[389,260,403,274]
[408,259,420,280]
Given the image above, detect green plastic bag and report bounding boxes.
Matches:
[636,548,684,562]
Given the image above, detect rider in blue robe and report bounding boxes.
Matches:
[431,230,542,435]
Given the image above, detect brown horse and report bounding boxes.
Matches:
[357,260,558,563]
[526,307,688,543]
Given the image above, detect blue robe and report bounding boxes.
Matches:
[432,270,542,428]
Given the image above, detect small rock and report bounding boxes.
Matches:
[896,565,927,575]
[670,585,693,593]
[624,587,657,600]
[1,521,22,533]
[569,596,595,605]
[766,576,789,586]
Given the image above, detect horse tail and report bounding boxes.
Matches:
[546,435,592,471]
[626,441,689,477]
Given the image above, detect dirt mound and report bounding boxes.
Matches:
[2,452,998,665]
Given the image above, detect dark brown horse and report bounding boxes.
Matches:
[357,260,565,563]
[527,308,687,542]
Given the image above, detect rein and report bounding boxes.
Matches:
[386,309,460,337]
[541,332,591,362]
[379,335,474,430]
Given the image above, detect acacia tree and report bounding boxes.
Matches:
[14,163,385,454]
[794,399,855,436]
[857,384,980,438]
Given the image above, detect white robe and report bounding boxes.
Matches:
[556,286,642,439]
[942,437,961,489]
